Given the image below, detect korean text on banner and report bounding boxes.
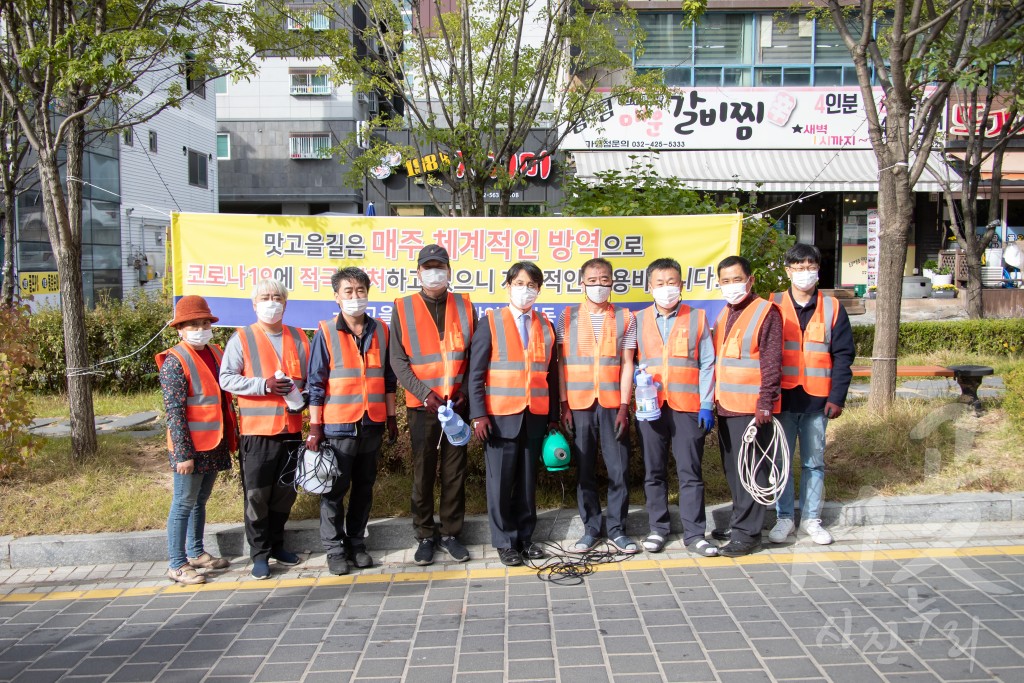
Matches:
[171,213,742,329]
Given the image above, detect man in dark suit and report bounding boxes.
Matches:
[467,262,560,566]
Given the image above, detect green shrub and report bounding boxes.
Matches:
[852,319,1024,358]
[27,292,239,394]
[0,303,35,477]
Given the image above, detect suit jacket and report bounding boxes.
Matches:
[467,308,559,440]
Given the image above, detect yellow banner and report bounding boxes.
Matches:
[19,271,60,296]
[172,213,742,328]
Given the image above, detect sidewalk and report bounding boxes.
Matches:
[1,522,1022,683]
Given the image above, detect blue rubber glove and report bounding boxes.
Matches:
[697,408,714,434]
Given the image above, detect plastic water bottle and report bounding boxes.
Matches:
[437,400,471,446]
[634,364,661,422]
[276,370,305,411]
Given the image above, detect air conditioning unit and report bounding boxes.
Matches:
[367,92,379,116]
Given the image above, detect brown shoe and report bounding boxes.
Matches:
[188,552,229,570]
[167,566,206,585]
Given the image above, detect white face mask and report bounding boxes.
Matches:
[255,300,284,324]
[652,285,681,309]
[585,285,611,304]
[341,297,368,316]
[721,280,750,305]
[420,268,449,290]
[790,270,819,292]
[182,329,213,348]
[510,286,539,310]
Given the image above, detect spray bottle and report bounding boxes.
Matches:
[634,364,661,422]
[275,369,305,412]
[437,399,471,446]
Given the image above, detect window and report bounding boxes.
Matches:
[187,149,208,188]
[183,56,206,98]
[149,130,158,153]
[287,11,329,31]
[289,134,332,159]
[694,14,752,66]
[757,14,812,64]
[122,127,133,146]
[290,71,331,95]
[216,133,230,160]
[213,75,228,94]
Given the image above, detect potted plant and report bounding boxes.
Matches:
[932,283,957,299]
[931,265,954,287]
[922,259,938,280]
[866,285,877,299]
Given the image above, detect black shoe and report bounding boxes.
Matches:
[711,528,732,542]
[521,542,545,560]
[437,535,470,563]
[347,547,373,569]
[498,548,523,566]
[327,553,349,576]
[718,538,762,557]
[270,548,301,566]
[414,538,435,566]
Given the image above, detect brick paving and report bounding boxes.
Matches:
[1,523,1023,682]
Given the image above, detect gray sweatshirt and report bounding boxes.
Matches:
[218,328,285,396]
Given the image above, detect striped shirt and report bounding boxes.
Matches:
[555,308,637,351]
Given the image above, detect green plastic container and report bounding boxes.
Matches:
[853,284,867,298]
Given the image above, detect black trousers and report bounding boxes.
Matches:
[717,415,773,544]
[320,429,383,555]
[239,433,301,561]
[408,408,467,540]
[572,405,630,539]
[637,408,707,544]
[484,421,542,550]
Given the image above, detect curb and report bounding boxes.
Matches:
[3,492,1022,570]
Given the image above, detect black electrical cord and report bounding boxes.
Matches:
[523,478,634,585]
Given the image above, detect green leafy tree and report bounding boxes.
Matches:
[561,159,794,296]
[298,0,668,216]
[0,0,272,459]
[806,0,1024,412]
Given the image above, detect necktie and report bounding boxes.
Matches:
[519,313,530,349]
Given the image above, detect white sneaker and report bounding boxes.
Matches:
[768,518,795,543]
[801,519,834,545]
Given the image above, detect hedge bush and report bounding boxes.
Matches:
[27,293,236,394]
[1003,363,1024,429]
[851,319,1024,358]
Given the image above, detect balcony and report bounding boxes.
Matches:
[289,135,332,159]
[287,13,329,31]
[290,83,332,95]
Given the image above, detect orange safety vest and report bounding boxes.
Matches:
[394,292,475,408]
[773,291,838,397]
[155,342,238,454]
[235,324,310,435]
[563,304,626,410]
[635,304,705,413]
[714,298,781,414]
[319,317,389,424]
[483,307,555,417]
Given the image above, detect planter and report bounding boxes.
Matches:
[866,291,876,299]
[922,269,935,280]
[931,273,954,286]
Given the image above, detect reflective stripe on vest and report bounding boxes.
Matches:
[156,342,229,453]
[483,308,555,416]
[772,291,837,397]
[563,304,625,410]
[636,304,703,413]
[713,298,780,414]
[320,318,388,423]
[236,324,310,435]
[395,292,475,407]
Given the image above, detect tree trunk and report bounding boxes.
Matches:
[868,167,914,413]
[1,186,15,306]
[963,248,984,319]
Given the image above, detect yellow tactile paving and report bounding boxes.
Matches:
[2,544,1022,604]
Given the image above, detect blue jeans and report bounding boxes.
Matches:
[167,470,218,569]
[776,411,828,523]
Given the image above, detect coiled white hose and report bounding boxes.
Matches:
[738,417,790,506]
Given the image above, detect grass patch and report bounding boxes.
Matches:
[28,390,164,419]
[4,397,1021,537]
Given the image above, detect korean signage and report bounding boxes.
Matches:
[19,271,60,296]
[172,213,741,329]
[948,104,1021,138]
[563,87,879,150]
[403,150,554,180]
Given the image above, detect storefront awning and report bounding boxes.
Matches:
[571,149,958,194]
[948,150,1024,181]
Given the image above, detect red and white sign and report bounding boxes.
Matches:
[948,104,1020,138]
